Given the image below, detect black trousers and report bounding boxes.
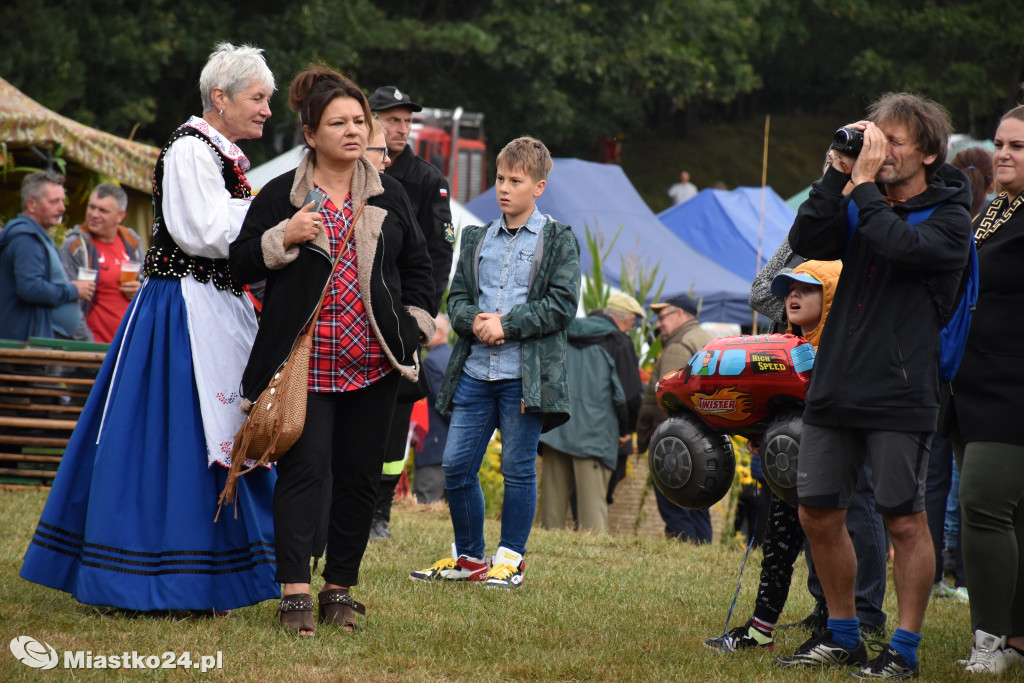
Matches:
[925,433,965,585]
[274,373,399,586]
[373,401,416,516]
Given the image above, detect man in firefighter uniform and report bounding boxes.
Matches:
[368,85,455,539]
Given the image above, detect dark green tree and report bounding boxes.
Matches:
[5,0,1021,177]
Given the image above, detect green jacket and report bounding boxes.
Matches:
[435,217,581,431]
[538,316,628,469]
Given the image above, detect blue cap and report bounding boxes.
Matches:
[770,269,822,297]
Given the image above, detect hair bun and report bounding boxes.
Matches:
[288,65,346,113]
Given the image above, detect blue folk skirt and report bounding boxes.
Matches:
[20,278,278,611]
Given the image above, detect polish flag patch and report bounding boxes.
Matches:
[440,188,448,198]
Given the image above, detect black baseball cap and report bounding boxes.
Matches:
[368,86,422,113]
[650,294,699,316]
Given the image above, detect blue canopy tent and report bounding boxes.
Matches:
[657,187,796,281]
[464,158,756,325]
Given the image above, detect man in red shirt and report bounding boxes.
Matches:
[59,184,144,343]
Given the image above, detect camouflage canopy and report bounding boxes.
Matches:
[0,77,158,194]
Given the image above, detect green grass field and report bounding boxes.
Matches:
[2,488,980,682]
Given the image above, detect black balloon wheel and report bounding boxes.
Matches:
[764,432,800,489]
[762,409,803,506]
[652,435,693,488]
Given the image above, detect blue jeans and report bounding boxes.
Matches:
[442,373,543,558]
[654,486,712,543]
[944,457,962,542]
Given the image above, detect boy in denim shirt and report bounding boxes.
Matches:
[410,137,581,588]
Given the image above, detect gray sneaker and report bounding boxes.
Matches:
[774,631,867,669]
[704,621,774,652]
[852,644,919,680]
[368,518,390,541]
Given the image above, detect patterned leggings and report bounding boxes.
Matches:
[752,491,806,624]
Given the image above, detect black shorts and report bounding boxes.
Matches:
[798,424,931,515]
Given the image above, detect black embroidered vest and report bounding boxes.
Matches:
[143,126,248,295]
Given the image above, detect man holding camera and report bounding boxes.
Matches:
[774,93,973,679]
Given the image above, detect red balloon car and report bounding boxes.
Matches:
[648,333,814,509]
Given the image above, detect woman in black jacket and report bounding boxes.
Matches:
[950,105,1024,673]
[229,66,435,635]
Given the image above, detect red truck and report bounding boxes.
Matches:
[409,107,487,204]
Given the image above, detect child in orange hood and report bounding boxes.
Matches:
[769,260,842,351]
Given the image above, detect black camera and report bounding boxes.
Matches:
[831,126,863,156]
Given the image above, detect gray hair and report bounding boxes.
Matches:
[21,171,65,210]
[199,42,275,112]
[91,183,128,211]
[434,313,451,337]
[604,308,636,325]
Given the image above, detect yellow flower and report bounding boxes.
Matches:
[479,437,505,517]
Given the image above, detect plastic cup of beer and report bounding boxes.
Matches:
[120,261,141,283]
[78,266,98,281]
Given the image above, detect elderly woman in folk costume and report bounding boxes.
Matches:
[20,43,278,613]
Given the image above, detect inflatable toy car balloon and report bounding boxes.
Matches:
[648,334,815,509]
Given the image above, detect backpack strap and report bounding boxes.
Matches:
[845,199,939,253]
[844,199,860,253]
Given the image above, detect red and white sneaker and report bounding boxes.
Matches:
[484,547,525,589]
[409,543,489,582]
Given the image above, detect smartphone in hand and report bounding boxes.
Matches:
[304,188,328,212]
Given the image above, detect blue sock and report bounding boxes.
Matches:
[890,628,921,668]
[827,617,861,648]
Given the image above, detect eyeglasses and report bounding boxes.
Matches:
[656,307,680,322]
[367,146,389,160]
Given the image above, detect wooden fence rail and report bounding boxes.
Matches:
[0,337,108,486]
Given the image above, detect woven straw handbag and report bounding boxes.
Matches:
[218,201,365,509]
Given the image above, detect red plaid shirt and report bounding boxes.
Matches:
[308,189,391,392]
